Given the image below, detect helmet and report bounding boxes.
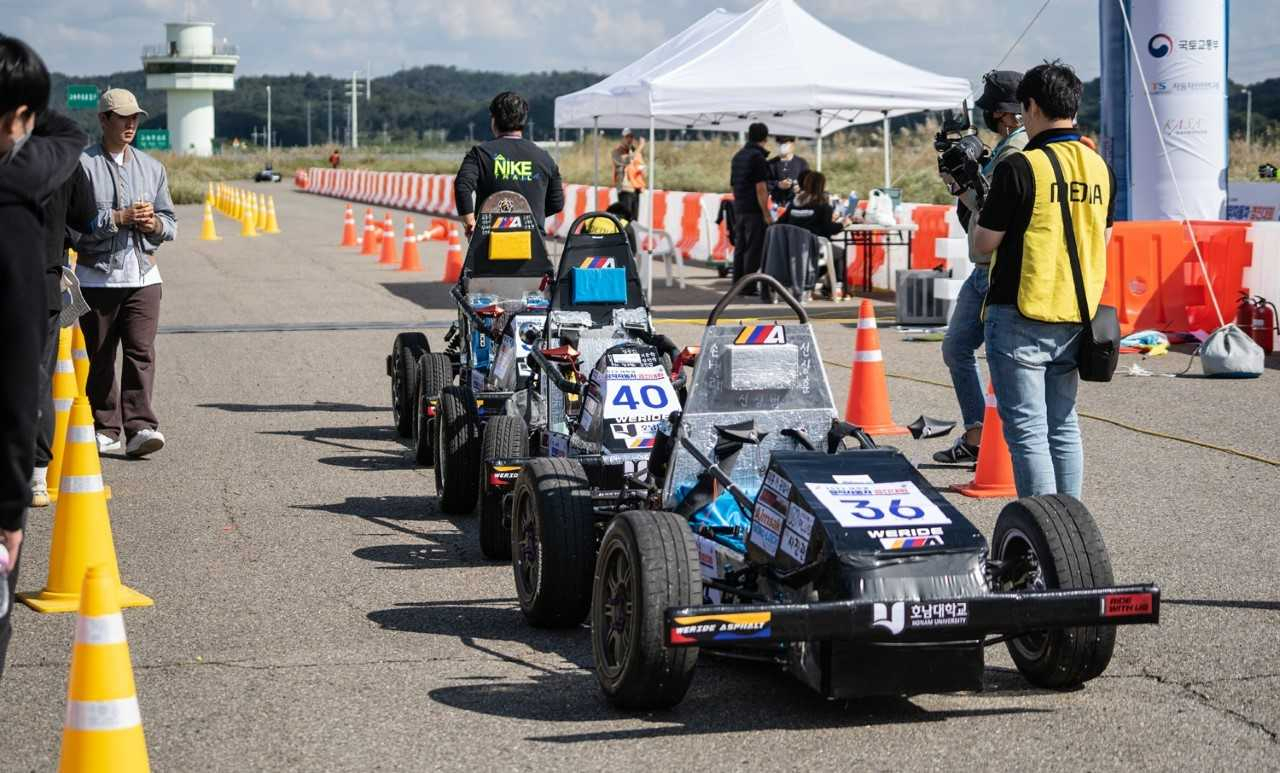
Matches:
[975,70,1023,113]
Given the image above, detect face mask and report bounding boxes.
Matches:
[779,142,793,155]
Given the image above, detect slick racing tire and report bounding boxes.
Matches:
[414,353,452,467]
[479,416,527,560]
[435,384,481,514]
[993,495,1116,688]
[391,333,429,438]
[592,510,701,710]
[511,458,596,627]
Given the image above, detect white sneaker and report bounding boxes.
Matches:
[97,433,123,453]
[126,429,165,458]
[31,467,50,507]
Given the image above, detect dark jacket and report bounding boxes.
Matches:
[778,197,842,239]
[0,112,87,531]
[762,223,822,299]
[454,136,564,226]
[767,155,809,207]
[42,164,94,311]
[730,144,769,216]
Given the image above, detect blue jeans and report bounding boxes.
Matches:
[941,267,989,429]
[984,304,1084,499]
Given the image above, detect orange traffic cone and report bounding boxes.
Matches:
[418,222,446,242]
[378,213,397,265]
[442,225,464,283]
[47,327,77,503]
[339,204,358,246]
[71,323,90,396]
[953,382,1018,498]
[18,397,153,613]
[359,209,377,255]
[57,565,151,771]
[843,299,908,435]
[398,217,423,271]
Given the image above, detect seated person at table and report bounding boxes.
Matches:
[778,171,847,298]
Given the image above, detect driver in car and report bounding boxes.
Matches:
[454,91,564,237]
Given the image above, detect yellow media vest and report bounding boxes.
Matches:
[1008,141,1111,323]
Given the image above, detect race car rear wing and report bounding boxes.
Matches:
[665,585,1160,646]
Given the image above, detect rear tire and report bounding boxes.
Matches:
[592,511,700,710]
[435,384,480,514]
[479,416,527,560]
[414,353,451,466]
[993,495,1116,688]
[511,458,596,627]
[391,333,428,437]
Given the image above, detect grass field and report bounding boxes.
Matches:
[159,127,1280,206]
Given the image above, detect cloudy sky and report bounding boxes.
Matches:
[3,0,1276,84]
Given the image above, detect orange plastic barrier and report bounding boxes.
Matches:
[676,193,703,258]
[711,194,734,263]
[641,191,669,251]
[595,187,612,212]
[1102,220,1251,334]
[910,204,952,270]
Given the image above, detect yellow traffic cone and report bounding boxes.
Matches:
[47,328,77,503]
[263,195,281,234]
[240,196,258,238]
[204,181,214,207]
[57,565,151,772]
[71,323,90,396]
[18,397,153,613]
[199,202,220,241]
[256,193,268,232]
[232,190,243,221]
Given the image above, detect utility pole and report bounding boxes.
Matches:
[326,89,333,145]
[306,100,312,147]
[467,122,474,143]
[1246,88,1253,149]
[350,70,359,149]
[266,84,272,155]
[528,119,535,141]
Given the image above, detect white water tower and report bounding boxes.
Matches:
[142,22,238,156]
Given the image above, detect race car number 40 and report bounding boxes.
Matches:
[804,481,951,529]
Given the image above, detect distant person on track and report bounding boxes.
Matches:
[454,91,564,237]
[76,88,176,459]
[329,148,341,169]
[729,122,773,288]
[0,35,88,681]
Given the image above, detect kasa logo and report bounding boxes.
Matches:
[1148,33,1173,58]
[872,601,904,635]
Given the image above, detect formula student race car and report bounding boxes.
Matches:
[582,274,1161,709]
[386,192,554,512]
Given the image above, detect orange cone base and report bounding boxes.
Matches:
[859,422,911,436]
[19,583,153,614]
[952,479,1018,498]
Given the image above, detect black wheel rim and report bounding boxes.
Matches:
[391,350,403,422]
[597,539,635,679]
[514,490,540,599]
[999,527,1050,660]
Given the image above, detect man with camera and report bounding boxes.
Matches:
[933,70,1028,463]
[972,60,1116,498]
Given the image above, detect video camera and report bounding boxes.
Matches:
[935,102,991,206]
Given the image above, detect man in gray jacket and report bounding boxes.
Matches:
[76,88,175,458]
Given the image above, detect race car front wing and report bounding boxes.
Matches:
[665,585,1160,646]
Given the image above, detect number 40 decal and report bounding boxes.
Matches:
[611,384,669,411]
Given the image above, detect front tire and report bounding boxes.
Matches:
[391,333,428,437]
[435,384,480,514]
[479,416,527,560]
[414,353,451,466]
[993,495,1116,688]
[511,458,596,627]
[592,510,701,710]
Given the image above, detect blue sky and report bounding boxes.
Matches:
[3,0,1276,84]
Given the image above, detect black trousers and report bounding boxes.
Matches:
[0,508,26,681]
[732,212,766,281]
[34,312,60,468]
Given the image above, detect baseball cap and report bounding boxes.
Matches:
[621,128,633,136]
[98,88,148,117]
[975,70,1022,113]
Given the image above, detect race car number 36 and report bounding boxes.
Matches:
[804,481,951,529]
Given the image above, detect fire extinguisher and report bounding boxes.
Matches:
[1252,296,1277,355]
[1235,291,1254,329]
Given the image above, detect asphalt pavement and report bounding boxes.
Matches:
[6,185,1278,771]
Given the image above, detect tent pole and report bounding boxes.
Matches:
[553,126,560,164]
[882,111,891,188]
[646,115,656,300]
[816,110,822,172]
[592,116,600,200]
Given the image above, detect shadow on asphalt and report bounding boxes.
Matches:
[294,496,488,570]
[1164,598,1280,612]
[199,401,387,413]
[260,425,406,462]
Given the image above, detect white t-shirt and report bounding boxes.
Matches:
[75,149,162,289]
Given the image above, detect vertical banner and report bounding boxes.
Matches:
[1104,0,1228,221]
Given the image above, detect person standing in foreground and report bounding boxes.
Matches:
[933,70,1028,464]
[454,91,564,237]
[729,122,773,285]
[76,88,176,458]
[0,35,88,680]
[973,61,1115,498]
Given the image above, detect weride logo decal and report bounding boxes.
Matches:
[734,324,786,345]
[579,256,615,269]
[669,611,771,644]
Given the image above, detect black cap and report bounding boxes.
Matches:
[975,70,1023,113]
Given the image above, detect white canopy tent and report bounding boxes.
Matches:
[552,0,971,293]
